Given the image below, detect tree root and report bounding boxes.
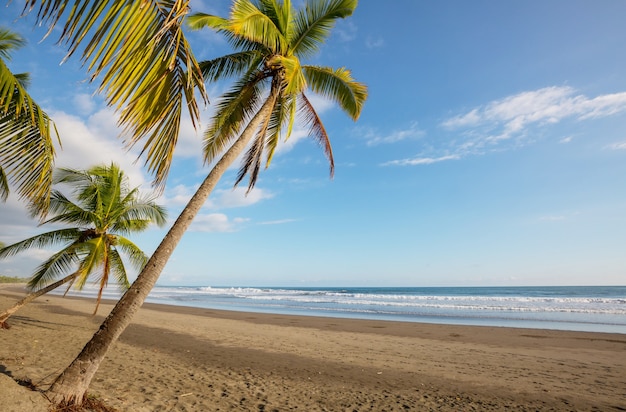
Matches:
[50,397,119,412]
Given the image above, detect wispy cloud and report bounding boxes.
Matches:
[385,86,626,167]
[334,20,357,42]
[363,122,424,146]
[608,141,626,150]
[538,210,579,222]
[381,154,460,167]
[258,219,298,225]
[539,215,568,221]
[366,36,384,49]
[442,86,626,141]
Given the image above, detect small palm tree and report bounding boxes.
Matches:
[0,163,166,328]
[47,0,366,405]
[0,27,57,215]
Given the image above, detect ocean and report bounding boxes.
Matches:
[56,285,626,334]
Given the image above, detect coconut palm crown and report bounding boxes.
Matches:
[0,163,167,313]
[187,0,367,191]
[17,0,208,191]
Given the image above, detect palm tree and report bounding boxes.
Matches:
[0,163,167,329]
[0,27,57,215]
[46,0,366,405]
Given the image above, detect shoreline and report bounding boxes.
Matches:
[55,283,626,335]
[1,284,626,411]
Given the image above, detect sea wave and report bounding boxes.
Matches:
[52,285,626,332]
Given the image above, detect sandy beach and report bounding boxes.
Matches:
[1,284,625,411]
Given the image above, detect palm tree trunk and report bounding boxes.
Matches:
[0,273,77,329]
[46,88,280,405]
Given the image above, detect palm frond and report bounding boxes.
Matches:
[187,12,261,52]
[297,92,334,176]
[0,28,26,59]
[92,240,110,314]
[53,167,95,194]
[0,166,8,200]
[0,26,56,213]
[232,77,282,191]
[302,65,367,120]
[234,120,267,190]
[291,0,357,57]
[73,237,105,290]
[228,0,287,53]
[21,0,208,188]
[264,93,296,168]
[185,12,230,31]
[114,236,148,274]
[27,245,82,290]
[111,200,167,234]
[258,0,290,37]
[43,190,96,227]
[0,228,83,260]
[197,51,263,83]
[0,59,56,215]
[203,72,267,164]
[108,248,131,291]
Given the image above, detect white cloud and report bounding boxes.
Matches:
[366,36,384,49]
[442,108,481,129]
[189,213,249,232]
[608,141,626,150]
[442,86,626,143]
[0,196,41,244]
[51,109,149,188]
[364,122,425,146]
[172,113,204,159]
[212,187,274,208]
[163,184,199,207]
[258,219,297,225]
[334,20,357,42]
[73,93,97,115]
[377,86,626,167]
[163,184,273,211]
[538,210,580,222]
[381,154,460,167]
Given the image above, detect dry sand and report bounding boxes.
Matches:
[1,284,625,411]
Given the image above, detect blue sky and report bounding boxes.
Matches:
[1,1,626,287]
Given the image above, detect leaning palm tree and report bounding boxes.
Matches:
[46,0,366,405]
[0,163,167,329]
[0,27,57,215]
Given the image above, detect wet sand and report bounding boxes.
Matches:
[1,285,625,411]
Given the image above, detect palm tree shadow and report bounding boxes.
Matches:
[8,314,91,330]
[0,365,38,390]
